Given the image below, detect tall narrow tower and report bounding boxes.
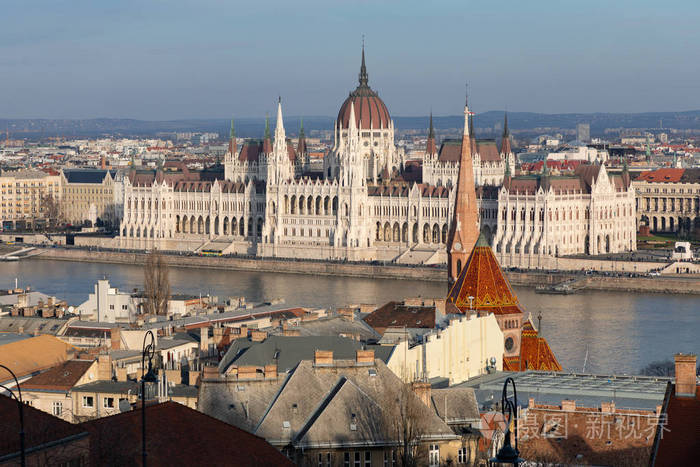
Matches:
[446,92,480,285]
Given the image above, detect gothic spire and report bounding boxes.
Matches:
[263,113,272,154]
[228,117,237,154]
[500,111,512,155]
[359,40,369,87]
[426,111,437,155]
[273,98,287,156]
[297,118,307,155]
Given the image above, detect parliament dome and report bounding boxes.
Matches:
[337,47,391,130]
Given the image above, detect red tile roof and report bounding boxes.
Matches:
[81,401,293,467]
[363,301,436,335]
[651,384,700,466]
[20,360,94,392]
[0,394,88,459]
[636,168,685,183]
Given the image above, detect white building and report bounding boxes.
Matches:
[77,278,138,323]
[386,312,503,385]
[483,164,636,268]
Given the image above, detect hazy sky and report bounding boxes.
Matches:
[2,0,699,119]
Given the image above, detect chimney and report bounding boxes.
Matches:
[411,381,432,408]
[239,324,248,338]
[561,400,577,412]
[116,366,128,382]
[528,397,536,408]
[264,364,278,379]
[17,293,28,308]
[251,330,267,342]
[110,328,121,350]
[674,353,697,397]
[314,350,333,366]
[601,401,616,413]
[213,327,224,345]
[356,350,375,365]
[97,354,112,380]
[200,327,209,353]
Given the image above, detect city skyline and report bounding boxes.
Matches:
[3,0,700,120]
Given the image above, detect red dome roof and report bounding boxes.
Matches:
[337,47,391,130]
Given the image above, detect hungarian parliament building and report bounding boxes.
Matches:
[119,48,637,267]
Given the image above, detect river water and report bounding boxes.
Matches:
[3,259,698,375]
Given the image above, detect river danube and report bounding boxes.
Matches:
[4,259,698,375]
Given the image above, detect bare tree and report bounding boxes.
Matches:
[40,192,63,229]
[143,249,170,316]
[394,382,427,467]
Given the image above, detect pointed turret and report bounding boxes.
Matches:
[446,89,480,285]
[262,113,272,154]
[500,112,512,156]
[621,156,631,188]
[273,97,287,150]
[359,41,369,87]
[228,117,237,154]
[297,118,307,155]
[425,112,437,155]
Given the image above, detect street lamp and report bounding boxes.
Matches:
[489,377,524,466]
[141,330,157,467]
[0,364,25,467]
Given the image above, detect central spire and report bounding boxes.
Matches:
[359,40,368,87]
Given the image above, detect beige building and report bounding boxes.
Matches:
[61,169,119,227]
[633,168,700,236]
[0,169,61,230]
[387,312,504,385]
[20,359,99,423]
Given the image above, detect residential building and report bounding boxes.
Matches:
[19,359,99,423]
[577,122,591,143]
[199,350,468,466]
[386,312,504,385]
[60,169,119,227]
[633,168,700,236]
[71,380,139,422]
[76,278,137,322]
[0,169,61,230]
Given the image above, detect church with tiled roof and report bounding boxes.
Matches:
[447,233,561,371]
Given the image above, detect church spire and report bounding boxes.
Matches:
[426,111,437,155]
[263,113,272,154]
[359,39,369,87]
[228,117,237,154]
[500,111,512,155]
[447,87,479,286]
[297,118,307,155]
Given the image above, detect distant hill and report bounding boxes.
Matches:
[2,110,699,139]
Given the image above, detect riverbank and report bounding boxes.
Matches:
[31,248,700,294]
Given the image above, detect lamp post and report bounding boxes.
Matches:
[141,330,157,467]
[489,377,524,466]
[0,364,25,467]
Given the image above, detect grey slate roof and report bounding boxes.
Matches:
[271,315,381,341]
[72,380,139,394]
[431,387,480,423]
[0,316,71,335]
[218,335,394,374]
[62,169,115,184]
[199,359,458,449]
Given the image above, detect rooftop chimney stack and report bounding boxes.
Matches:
[674,353,697,397]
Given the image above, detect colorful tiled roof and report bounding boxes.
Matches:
[503,319,562,372]
[446,234,523,315]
